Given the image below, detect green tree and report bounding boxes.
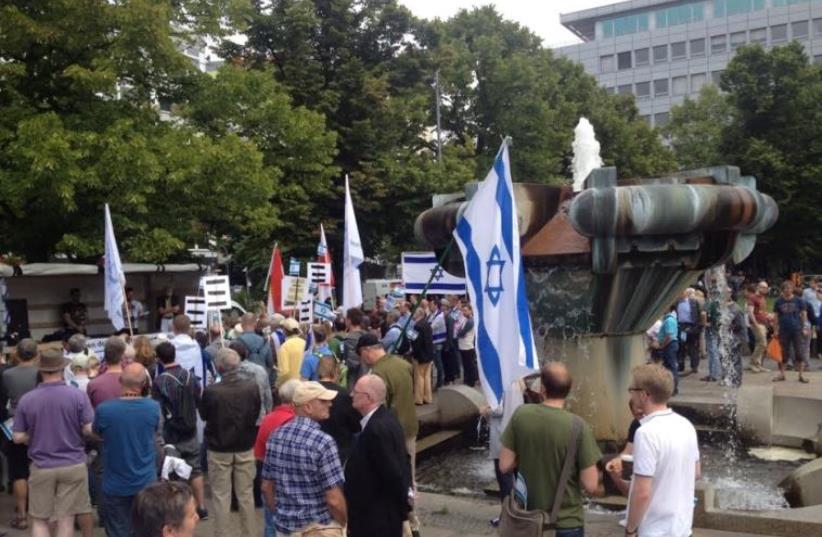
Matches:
[663,85,733,169]
[0,0,282,263]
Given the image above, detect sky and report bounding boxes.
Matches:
[398,0,615,48]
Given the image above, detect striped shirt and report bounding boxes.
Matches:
[262,416,344,533]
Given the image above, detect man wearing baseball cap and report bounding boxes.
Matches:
[262,381,347,536]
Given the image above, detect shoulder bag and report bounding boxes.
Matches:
[499,415,583,537]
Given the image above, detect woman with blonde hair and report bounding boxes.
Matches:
[133,335,158,379]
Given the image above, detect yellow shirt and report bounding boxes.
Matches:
[278,336,306,379]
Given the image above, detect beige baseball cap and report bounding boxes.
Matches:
[292,381,338,405]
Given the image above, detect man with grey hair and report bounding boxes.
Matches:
[237,313,274,383]
[255,379,299,537]
[199,348,261,537]
[87,336,127,408]
[2,338,39,529]
[346,375,411,537]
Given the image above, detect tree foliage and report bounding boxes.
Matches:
[665,42,822,268]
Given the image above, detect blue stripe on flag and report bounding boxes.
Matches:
[405,283,466,291]
[455,217,504,403]
[402,256,439,264]
[494,155,514,260]
[517,264,536,368]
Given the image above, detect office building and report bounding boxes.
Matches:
[555,0,822,127]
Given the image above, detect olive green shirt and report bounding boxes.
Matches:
[500,404,602,529]
[370,354,419,439]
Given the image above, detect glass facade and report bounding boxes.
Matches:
[656,2,705,28]
[602,13,649,38]
[714,0,766,18]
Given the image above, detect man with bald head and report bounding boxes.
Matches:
[499,362,604,535]
[93,362,160,537]
[345,375,411,537]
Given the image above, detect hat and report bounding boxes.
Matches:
[355,332,382,354]
[293,381,338,405]
[39,349,67,373]
[282,318,300,333]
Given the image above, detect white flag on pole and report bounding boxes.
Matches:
[103,204,126,330]
[452,141,538,409]
[342,175,363,310]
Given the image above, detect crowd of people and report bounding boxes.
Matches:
[0,291,483,537]
[646,272,821,394]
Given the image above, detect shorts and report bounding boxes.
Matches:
[172,436,202,477]
[29,462,92,520]
[8,441,30,481]
[780,330,810,367]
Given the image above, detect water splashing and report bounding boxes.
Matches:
[571,117,603,192]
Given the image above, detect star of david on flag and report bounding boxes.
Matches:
[452,140,539,408]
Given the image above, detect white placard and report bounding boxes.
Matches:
[297,299,313,324]
[185,296,208,329]
[307,262,332,284]
[282,276,309,308]
[202,275,231,310]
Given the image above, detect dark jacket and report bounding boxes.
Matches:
[344,405,411,537]
[199,370,261,452]
[411,318,434,364]
[319,381,361,463]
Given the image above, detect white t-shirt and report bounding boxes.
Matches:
[630,408,700,537]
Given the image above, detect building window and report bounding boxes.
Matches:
[713,0,765,18]
[656,2,705,28]
[672,76,688,95]
[671,41,687,60]
[654,78,669,96]
[814,55,822,65]
[691,73,707,92]
[618,84,633,95]
[730,31,747,49]
[792,20,809,40]
[750,28,766,44]
[654,112,670,128]
[814,18,822,37]
[771,24,787,43]
[604,86,616,95]
[636,81,651,98]
[600,55,615,73]
[653,45,668,63]
[773,0,812,6]
[618,51,633,70]
[690,38,706,56]
[602,13,650,38]
[635,48,650,66]
[711,34,727,54]
[711,70,724,85]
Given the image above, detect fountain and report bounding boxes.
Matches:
[571,118,603,193]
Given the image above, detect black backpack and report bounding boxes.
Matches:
[159,369,197,437]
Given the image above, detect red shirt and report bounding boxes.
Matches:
[254,404,295,460]
[749,292,768,325]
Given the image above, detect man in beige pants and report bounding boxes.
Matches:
[199,348,261,537]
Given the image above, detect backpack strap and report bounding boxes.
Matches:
[548,416,582,525]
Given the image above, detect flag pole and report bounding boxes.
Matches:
[390,238,455,354]
[264,242,278,293]
[123,292,134,338]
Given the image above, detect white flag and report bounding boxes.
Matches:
[452,141,538,408]
[343,175,363,310]
[316,223,334,303]
[103,204,126,330]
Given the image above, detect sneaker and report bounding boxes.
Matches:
[490,517,500,527]
[197,508,209,521]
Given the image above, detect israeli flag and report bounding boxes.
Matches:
[401,252,465,294]
[453,140,538,408]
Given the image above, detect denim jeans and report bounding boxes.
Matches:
[555,527,584,537]
[662,342,680,393]
[706,330,721,380]
[100,494,135,537]
[264,505,277,537]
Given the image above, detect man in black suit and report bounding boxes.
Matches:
[345,375,411,537]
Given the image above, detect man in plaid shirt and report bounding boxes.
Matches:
[262,381,347,536]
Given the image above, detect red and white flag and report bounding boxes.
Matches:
[265,246,284,316]
[316,223,335,305]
